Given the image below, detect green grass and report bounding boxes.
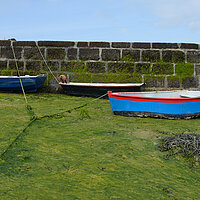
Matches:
[0,93,200,200]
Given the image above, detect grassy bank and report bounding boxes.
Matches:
[0,93,200,200]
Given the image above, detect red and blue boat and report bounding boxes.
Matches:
[0,74,47,93]
[108,90,200,119]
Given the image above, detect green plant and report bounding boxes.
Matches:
[175,63,194,77]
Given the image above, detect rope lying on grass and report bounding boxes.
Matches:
[159,133,200,163]
[0,93,108,160]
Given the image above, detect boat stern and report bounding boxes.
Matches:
[35,74,47,88]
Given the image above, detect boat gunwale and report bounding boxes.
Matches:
[59,82,144,88]
[0,74,47,79]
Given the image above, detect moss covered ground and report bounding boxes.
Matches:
[0,93,200,199]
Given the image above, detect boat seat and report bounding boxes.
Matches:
[180,95,196,98]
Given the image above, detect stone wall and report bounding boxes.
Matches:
[0,40,200,92]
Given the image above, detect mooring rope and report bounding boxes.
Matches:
[90,93,108,102]
[35,41,59,84]
[10,42,28,104]
[11,42,37,120]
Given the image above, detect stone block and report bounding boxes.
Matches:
[11,70,26,76]
[122,50,140,61]
[132,42,151,49]
[102,49,120,61]
[1,47,22,59]
[112,42,131,48]
[77,42,89,47]
[167,76,181,88]
[47,48,66,60]
[162,50,185,63]
[195,64,200,75]
[144,75,165,88]
[0,70,12,76]
[187,51,200,63]
[13,41,36,47]
[79,49,99,60]
[0,61,7,69]
[89,42,110,48]
[92,73,142,83]
[23,71,39,76]
[61,61,85,72]
[107,62,134,73]
[180,43,198,49]
[67,48,77,60]
[24,47,45,60]
[135,63,151,74]
[152,63,174,74]
[38,41,75,47]
[142,50,160,62]
[25,61,42,71]
[86,62,106,73]
[48,73,60,89]
[42,61,60,71]
[70,73,92,83]
[182,77,199,88]
[8,61,24,70]
[167,76,180,88]
[152,43,178,49]
[130,74,143,83]
[0,40,11,46]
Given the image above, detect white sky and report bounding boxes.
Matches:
[1,0,200,43]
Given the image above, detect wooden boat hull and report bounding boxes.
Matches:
[0,74,47,93]
[108,91,200,119]
[59,82,144,98]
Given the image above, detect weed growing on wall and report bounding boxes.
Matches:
[121,55,137,62]
[175,63,194,77]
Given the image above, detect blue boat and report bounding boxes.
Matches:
[108,90,200,119]
[0,74,47,93]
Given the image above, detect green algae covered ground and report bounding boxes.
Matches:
[0,93,200,200]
